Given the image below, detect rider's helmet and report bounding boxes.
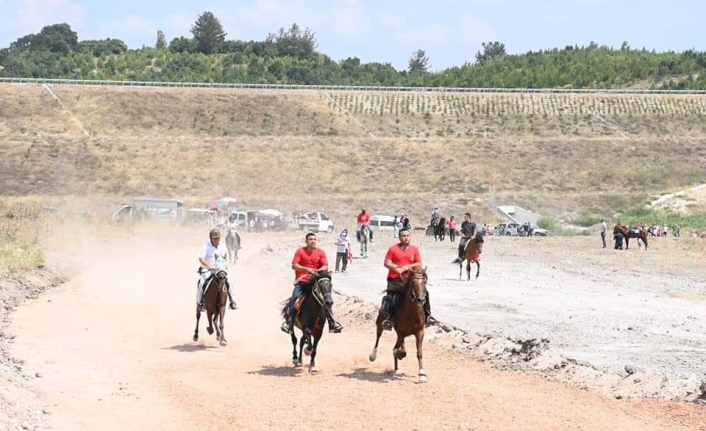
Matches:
[209,228,221,239]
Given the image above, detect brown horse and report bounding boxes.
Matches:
[615,225,648,250]
[193,268,229,346]
[459,235,484,280]
[369,267,428,383]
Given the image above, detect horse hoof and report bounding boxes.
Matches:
[309,367,318,375]
[193,335,198,342]
[304,347,313,356]
[220,339,227,347]
[369,353,377,362]
[394,369,402,376]
[206,328,214,335]
[419,374,428,383]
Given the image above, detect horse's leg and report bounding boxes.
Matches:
[625,236,630,250]
[466,260,471,281]
[291,332,300,366]
[643,236,648,250]
[213,312,220,341]
[193,310,201,342]
[393,333,406,375]
[299,334,307,360]
[458,258,463,280]
[309,334,321,375]
[218,305,227,346]
[206,310,214,335]
[415,330,427,383]
[476,261,481,279]
[369,316,384,362]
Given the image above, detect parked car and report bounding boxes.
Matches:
[370,215,397,231]
[113,198,184,222]
[491,222,521,236]
[297,212,335,233]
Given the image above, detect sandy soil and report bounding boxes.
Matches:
[5,227,706,431]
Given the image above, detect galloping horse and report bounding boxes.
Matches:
[280,271,334,374]
[193,266,229,346]
[369,267,429,383]
[225,225,241,264]
[434,217,447,242]
[615,225,648,250]
[459,235,484,280]
[358,224,371,258]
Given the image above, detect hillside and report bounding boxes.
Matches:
[2,83,706,225]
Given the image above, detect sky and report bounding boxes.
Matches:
[0,0,703,71]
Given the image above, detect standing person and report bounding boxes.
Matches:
[377,228,435,330]
[334,229,350,273]
[448,216,457,242]
[401,214,411,230]
[599,218,608,248]
[280,233,343,334]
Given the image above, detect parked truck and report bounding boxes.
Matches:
[297,212,335,233]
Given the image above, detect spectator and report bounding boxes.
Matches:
[334,229,350,273]
[599,218,607,248]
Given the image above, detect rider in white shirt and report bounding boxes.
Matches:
[197,228,237,312]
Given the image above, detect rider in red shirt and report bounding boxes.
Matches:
[281,232,343,334]
[356,208,374,243]
[378,227,435,330]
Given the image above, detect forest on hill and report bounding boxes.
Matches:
[1,12,705,89]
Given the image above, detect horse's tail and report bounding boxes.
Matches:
[280,298,291,320]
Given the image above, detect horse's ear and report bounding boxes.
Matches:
[423,265,428,274]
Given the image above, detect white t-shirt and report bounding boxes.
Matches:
[335,235,350,253]
[599,222,607,233]
[199,241,228,271]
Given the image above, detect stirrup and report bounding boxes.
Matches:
[426,316,438,326]
[329,322,343,333]
[281,321,293,334]
[229,302,238,310]
[382,319,393,331]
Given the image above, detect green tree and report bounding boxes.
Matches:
[156,30,167,50]
[408,49,430,73]
[266,23,317,59]
[190,11,227,54]
[475,41,506,63]
[31,23,78,54]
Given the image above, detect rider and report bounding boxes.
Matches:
[281,232,343,334]
[224,213,242,249]
[452,213,478,263]
[378,227,435,331]
[431,207,441,224]
[197,228,237,312]
[356,208,373,243]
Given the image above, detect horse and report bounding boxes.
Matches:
[615,225,648,250]
[193,267,229,346]
[459,235,484,280]
[225,225,241,264]
[358,224,371,258]
[434,217,447,242]
[280,271,334,374]
[369,267,429,383]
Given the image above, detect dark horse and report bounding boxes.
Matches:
[280,271,334,374]
[193,268,229,346]
[434,217,447,242]
[225,226,241,265]
[615,225,648,250]
[459,235,484,280]
[369,267,429,383]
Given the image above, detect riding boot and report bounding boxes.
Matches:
[423,293,437,326]
[369,229,373,242]
[325,307,343,333]
[226,281,237,310]
[380,296,393,331]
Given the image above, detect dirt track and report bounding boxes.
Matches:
[7,229,706,431]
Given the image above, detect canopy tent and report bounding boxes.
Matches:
[207,197,238,210]
[257,209,282,217]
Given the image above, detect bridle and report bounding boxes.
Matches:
[311,276,333,307]
[401,271,427,305]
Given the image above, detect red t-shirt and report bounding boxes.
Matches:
[357,212,371,224]
[448,219,457,229]
[292,247,328,282]
[384,243,422,279]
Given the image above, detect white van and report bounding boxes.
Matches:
[370,215,397,231]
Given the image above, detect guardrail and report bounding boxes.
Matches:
[1,77,705,95]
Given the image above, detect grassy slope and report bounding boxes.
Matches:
[1,84,706,225]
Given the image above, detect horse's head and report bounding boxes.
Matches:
[312,270,334,307]
[404,267,428,308]
[212,268,228,292]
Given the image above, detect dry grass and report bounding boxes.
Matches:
[2,84,706,225]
